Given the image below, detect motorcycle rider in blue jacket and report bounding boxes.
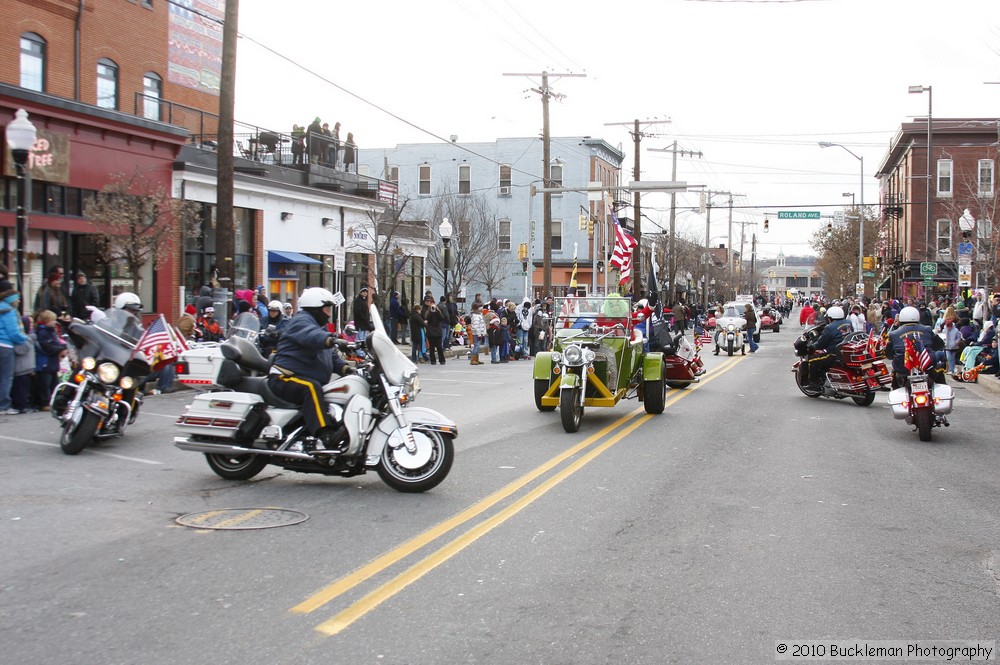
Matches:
[806,305,853,388]
[267,288,353,452]
[887,305,946,388]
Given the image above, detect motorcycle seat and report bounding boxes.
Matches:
[221,337,272,374]
[234,376,299,410]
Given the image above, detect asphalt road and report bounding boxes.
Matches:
[2,325,999,665]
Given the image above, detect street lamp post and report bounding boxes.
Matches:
[5,109,38,314]
[909,85,933,262]
[439,218,453,300]
[819,142,864,291]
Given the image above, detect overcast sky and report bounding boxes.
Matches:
[233,0,1000,259]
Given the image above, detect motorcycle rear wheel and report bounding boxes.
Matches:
[914,408,933,441]
[852,390,876,406]
[643,375,666,414]
[60,411,101,455]
[377,430,454,493]
[205,453,268,480]
[560,386,583,433]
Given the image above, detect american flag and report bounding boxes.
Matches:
[903,336,933,372]
[134,314,186,371]
[609,212,638,285]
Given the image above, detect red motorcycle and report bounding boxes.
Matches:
[792,325,892,406]
[647,319,705,389]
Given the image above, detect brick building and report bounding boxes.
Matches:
[1,0,223,317]
[875,118,1000,300]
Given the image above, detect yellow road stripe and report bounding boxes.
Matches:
[291,353,746,619]
[290,411,642,614]
[211,509,264,529]
[185,510,224,525]
[314,413,654,636]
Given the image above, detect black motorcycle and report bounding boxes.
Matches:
[51,309,149,455]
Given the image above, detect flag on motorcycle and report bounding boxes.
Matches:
[917,346,932,371]
[903,337,918,371]
[866,328,877,358]
[134,314,186,371]
[609,211,638,285]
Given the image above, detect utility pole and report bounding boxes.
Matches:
[605,118,671,298]
[648,142,701,291]
[505,71,585,298]
[216,0,239,314]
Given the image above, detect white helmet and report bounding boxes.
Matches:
[299,287,337,309]
[898,306,920,323]
[826,305,845,320]
[114,292,142,313]
[267,300,283,311]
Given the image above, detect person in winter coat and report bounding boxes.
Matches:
[195,285,214,316]
[517,298,533,359]
[33,268,69,315]
[499,317,512,363]
[352,286,372,343]
[487,317,502,364]
[0,289,30,414]
[12,313,35,413]
[799,302,815,327]
[469,303,487,365]
[69,271,100,320]
[33,310,66,410]
[258,301,289,356]
[422,297,446,365]
[743,303,759,353]
[408,304,426,364]
[389,291,408,344]
[196,307,224,342]
[848,305,867,333]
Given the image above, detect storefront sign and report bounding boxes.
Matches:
[3,129,70,183]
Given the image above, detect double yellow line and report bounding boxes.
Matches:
[292,354,745,635]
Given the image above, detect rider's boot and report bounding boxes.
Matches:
[314,423,350,454]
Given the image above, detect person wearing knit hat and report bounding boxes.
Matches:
[0,288,29,414]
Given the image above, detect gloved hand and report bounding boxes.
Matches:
[339,365,356,376]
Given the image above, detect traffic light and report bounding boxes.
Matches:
[862,256,875,271]
[579,214,588,230]
[763,218,769,233]
[826,220,833,237]
[517,243,528,261]
[587,218,594,234]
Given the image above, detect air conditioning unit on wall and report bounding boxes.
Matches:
[499,186,511,195]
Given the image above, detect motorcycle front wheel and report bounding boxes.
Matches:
[377,429,454,493]
[914,408,933,441]
[795,363,821,398]
[60,411,101,455]
[205,453,269,480]
[560,386,583,433]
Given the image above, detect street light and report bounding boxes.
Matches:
[5,109,37,313]
[439,217,453,300]
[819,141,864,290]
[909,84,933,262]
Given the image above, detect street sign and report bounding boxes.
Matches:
[332,246,346,271]
[855,282,864,295]
[863,271,876,278]
[958,241,975,256]
[921,278,937,287]
[833,210,845,227]
[512,271,527,277]
[958,259,972,287]
[778,211,821,220]
[919,261,937,276]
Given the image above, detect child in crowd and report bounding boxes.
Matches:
[499,317,512,364]
[34,310,67,411]
[487,317,501,364]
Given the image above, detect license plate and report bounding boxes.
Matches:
[910,381,927,392]
[861,362,872,371]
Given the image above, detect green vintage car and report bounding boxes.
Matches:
[532,295,665,432]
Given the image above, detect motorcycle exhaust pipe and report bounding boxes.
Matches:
[173,437,316,461]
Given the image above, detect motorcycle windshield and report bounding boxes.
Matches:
[367,303,416,385]
[229,313,261,341]
[70,309,142,366]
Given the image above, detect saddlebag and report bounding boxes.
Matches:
[176,392,266,440]
[931,383,955,415]
[887,387,909,420]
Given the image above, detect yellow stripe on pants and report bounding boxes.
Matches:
[280,375,327,429]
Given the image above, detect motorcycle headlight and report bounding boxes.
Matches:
[564,345,584,365]
[82,357,97,371]
[119,376,135,390]
[402,369,420,402]
[552,352,562,364]
[583,348,596,363]
[727,324,736,332]
[97,362,121,384]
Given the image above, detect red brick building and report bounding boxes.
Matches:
[1,0,223,317]
[875,118,1000,300]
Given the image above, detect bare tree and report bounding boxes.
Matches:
[811,205,877,298]
[84,168,200,294]
[421,190,505,299]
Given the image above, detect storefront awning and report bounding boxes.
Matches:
[267,250,322,265]
[876,277,891,292]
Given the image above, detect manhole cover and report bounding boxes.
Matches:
[176,508,308,530]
